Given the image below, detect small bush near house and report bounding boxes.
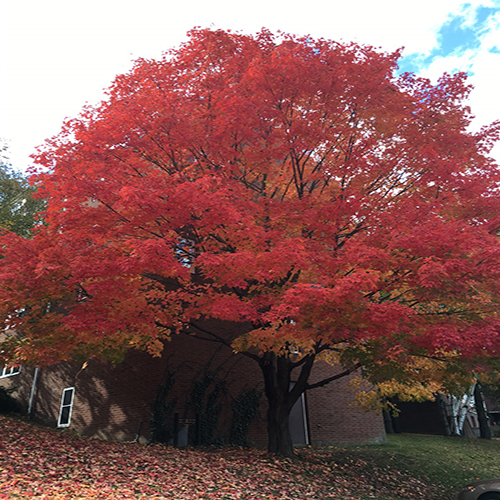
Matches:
[0,386,18,413]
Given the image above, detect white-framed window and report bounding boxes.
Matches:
[58,387,75,428]
[0,366,20,378]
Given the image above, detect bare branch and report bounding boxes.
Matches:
[305,363,362,390]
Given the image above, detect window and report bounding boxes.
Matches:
[58,387,75,428]
[0,366,20,378]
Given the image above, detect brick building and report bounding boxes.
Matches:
[1,329,386,448]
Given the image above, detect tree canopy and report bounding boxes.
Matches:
[1,29,499,454]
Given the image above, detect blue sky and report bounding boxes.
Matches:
[398,2,500,74]
[1,0,499,170]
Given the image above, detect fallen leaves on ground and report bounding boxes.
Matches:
[0,415,441,499]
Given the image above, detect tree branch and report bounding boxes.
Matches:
[187,321,262,362]
[305,363,361,390]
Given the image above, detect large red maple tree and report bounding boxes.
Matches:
[1,29,500,455]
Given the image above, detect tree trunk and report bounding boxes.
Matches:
[474,383,491,440]
[382,408,395,434]
[259,352,313,456]
[266,398,294,455]
[437,394,453,436]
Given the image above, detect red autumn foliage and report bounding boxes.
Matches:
[0,29,499,455]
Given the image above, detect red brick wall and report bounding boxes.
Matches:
[306,363,386,446]
[1,325,385,447]
[0,366,35,415]
[69,335,269,445]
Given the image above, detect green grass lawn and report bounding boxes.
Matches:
[1,414,499,499]
[314,433,500,499]
[387,433,500,494]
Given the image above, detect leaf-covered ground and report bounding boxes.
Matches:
[0,415,445,499]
